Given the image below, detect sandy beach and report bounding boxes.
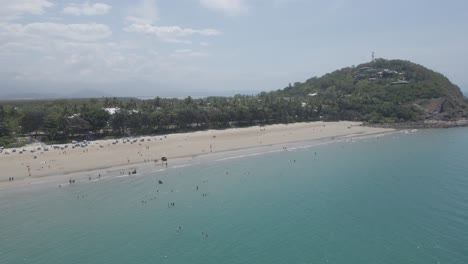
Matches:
[0,121,394,189]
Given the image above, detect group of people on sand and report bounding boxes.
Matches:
[20,137,164,186]
[89,174,101,181]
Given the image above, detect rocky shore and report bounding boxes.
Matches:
[366,119,468,129]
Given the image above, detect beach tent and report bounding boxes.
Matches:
[161,156,168,167]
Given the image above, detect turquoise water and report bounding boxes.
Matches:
[1,128,468,264]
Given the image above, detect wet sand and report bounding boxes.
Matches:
[0,121,394,189]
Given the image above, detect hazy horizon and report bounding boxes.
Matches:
[1,0,468,98]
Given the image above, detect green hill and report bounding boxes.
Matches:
[273,58,468,123]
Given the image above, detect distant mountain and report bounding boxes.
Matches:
[68,89,111,99]
[0,89,111,101]
[272,58,468,123]
[1,92,60,100]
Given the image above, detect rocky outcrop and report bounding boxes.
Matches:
[366,119,468,129]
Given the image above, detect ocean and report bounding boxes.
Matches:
[1,128,468,264]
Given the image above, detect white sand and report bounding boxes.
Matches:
[0,121,394,188]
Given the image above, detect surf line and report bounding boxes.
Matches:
[215,152,268,162]
[215,141,333,162]
[172,162,201,169]
[287,141,330,151]
[29,179,61,185]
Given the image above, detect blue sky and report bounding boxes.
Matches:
[0,0,467,97]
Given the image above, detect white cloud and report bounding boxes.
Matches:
[199,0,249,16]
[62,2,112,16]
[124,23,221,44]
[0,34,151,83]
[0,0,53,21]
[0,22,112,42]
[171,49,209,58]
[124,24,221,37]
[175,49,192,53]
[0,0,214,89]
[163,38,192,44]
[0,23,207,85]
[273,0,301,6]
[126,0,159,24]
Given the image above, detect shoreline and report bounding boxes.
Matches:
[365,119,468,129]
[0,122,395,192]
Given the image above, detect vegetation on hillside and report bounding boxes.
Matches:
[0,59,466,147]
[274,59,466,123]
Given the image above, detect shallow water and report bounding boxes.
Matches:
[1,128,468,264]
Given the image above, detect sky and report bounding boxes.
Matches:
[0,0,467,98]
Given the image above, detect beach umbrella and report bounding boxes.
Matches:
[161,156,168,167]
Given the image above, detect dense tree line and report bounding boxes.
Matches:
[0,59,466,147]
[0,95,317,146]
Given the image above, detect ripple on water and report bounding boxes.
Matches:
[1,128,468,264]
